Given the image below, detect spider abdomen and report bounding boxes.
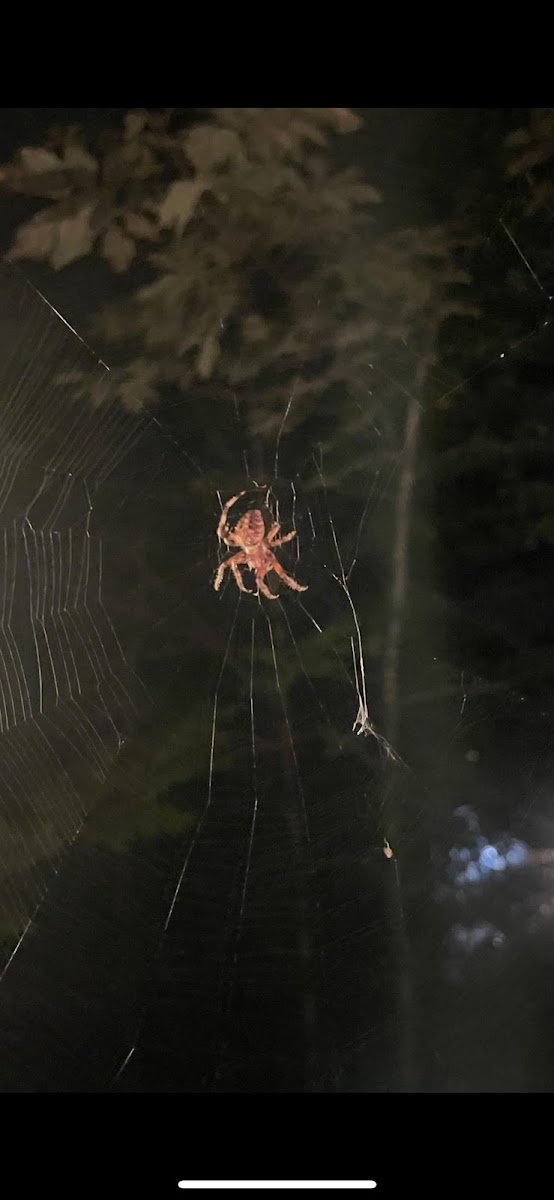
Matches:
[238,508,265,546]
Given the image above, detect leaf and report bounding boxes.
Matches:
[62,143,97,173]
[327,108,363,134]
[158,178,204,233]
[19,145,62,173]
[10,203,95,268]
[102,225,136,272]
[51,204,94,269]
[186,126,243,172]
[9,212,59,262]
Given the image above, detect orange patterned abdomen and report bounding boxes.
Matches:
[238,509,265,546]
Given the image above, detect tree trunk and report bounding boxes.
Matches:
[382,327,436,1092]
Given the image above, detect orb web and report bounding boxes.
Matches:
[0,263,148,969]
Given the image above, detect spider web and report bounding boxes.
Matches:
[0,173,552,1093]
[0,263,157,972]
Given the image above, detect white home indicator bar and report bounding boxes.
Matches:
[178,1184,377,1190]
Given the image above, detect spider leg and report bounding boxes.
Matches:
[231,559,256,594]
[218,527,240,548]
[216,490,249,542]
[266,522,281,543]
[214,557,233,591]
[257,576,279,600]
[214,553,256,594]
[269,530,297,548]
[270,557,308,593]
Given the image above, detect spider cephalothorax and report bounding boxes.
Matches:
[214,490,308,600]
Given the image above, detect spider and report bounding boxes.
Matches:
[214,490,308,600]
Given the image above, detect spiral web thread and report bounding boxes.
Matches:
[0,263,147,968]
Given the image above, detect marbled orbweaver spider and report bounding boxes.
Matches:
[214,490,308,600]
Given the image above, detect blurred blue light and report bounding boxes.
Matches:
[479,844,507,872]
[480,844,498,869]
[506,840,528,866]
[461,863,481,884]
[449,846,471,863]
